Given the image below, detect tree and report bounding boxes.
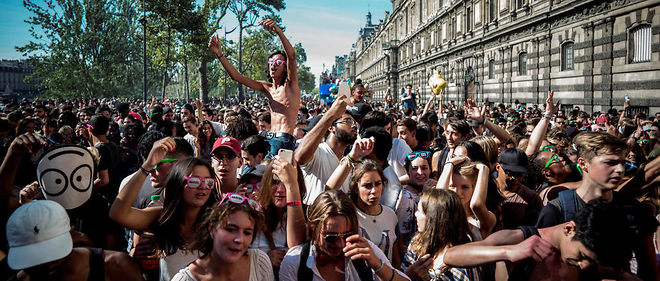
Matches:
[17,0,143,98]
[293,43,315,93]
[228,0,285,101]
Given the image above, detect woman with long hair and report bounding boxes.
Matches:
[402,189,481,281]
[195,120,219,161]
[172,192,274,281]
[110,138,219,279]
[348,160,401,268]
[253,157,306,270]
[279,190,409,281]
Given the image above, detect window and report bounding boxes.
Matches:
[517,0,525,9]
[490,0,496,22]
[631,24,651,63]
[466,8,471,32]
[488,59,495,79]
[518,52,527,75]
[561,42,574,70]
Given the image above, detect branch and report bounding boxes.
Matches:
[241,45,258,73]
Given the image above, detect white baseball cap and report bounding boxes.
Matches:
[6,200,73,270]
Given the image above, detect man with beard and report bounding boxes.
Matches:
[209,18,299,157]
[496,148,543,229]
[295,96,356,204]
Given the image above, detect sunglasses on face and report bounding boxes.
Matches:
[154,158,178,169]
[268,58,286,66]
[406,151,430,161]
[185,176,216,190]
[335,118,356,126]
[544,154,562,169]
[323,232,354,244]
[637,139,650,145]
[539,145,556,152]
[219,192,262,211]
[212,153,237,162]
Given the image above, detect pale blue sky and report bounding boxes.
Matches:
[0,0,392,84]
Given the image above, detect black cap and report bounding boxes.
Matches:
[239,164,266,184]
[497,148,529,174]
[303,115,323,132]
[348,103,372,120]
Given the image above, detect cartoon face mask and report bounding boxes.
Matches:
[37,145,95,209]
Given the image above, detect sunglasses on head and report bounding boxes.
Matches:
[323,232,354,244]
[268,58,286,66]
[154,158,178,169]
[544,154,562,169]
[406,151,430,161]
[185,176,216,190]
[219,192,262,211]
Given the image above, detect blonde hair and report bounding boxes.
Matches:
[306,190,358,245]
[453,159,479,188]
[471,136,498,165]
[573,132,627,161]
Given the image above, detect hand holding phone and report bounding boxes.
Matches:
[338,82,351,100]
[277,149,294,164]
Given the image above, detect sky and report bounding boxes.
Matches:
[0,0,392,87]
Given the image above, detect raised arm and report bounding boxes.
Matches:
[466,99,512,144]
[0,133,47,203]
[271,157,305,247]
[260,19,297,84]
[525,91,560,156]
[470,163,496,237]
[443,230,553,267]
[325,137,374,191]
[208,34,266,94]
[109,138,174,230]
[422,94,435,117]
[295,96,347,165]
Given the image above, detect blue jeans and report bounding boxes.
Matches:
[263,131,296,159]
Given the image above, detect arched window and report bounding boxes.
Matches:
[630,24,651,63]
[488,59,495,79]
[518,52,527,75]
[561,42,574,70]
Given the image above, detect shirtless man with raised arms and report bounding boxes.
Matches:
[209,18,299,156]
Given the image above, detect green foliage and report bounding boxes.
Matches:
[17,0,144,98]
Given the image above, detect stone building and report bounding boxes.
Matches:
[343,0,660,114]
[0,59,39,98]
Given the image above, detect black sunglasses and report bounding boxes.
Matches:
[323,232,354,244]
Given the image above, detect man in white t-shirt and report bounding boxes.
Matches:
[360,110,413,184]
[295,96,353,204]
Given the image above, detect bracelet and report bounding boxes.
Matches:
[543,113,554,119]
[346,155,362,165]
[286,200,302,207]
[373,259,385,273]
[388,267,395,281]
[139,166,152,175]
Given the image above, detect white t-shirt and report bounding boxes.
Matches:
[171,249,274,281]
[118,172,157,208]
[300,142,350,205]
[209,120,226,137]
[160,250,200,281]
[357,206,398,261]
[251,220,288,253]
[184,134,197,155]
[279,241,409,281]
[388,138,412,179]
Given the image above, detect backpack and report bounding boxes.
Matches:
[297,242,373,281]
[558,189,580,222]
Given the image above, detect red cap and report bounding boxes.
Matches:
[212,136,241,156]
[128,112,143,123]
[596,115,609,125]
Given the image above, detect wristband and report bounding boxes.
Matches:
[373,259,385,273]
[543,113,553,119]
[286,200,302,207]
[139,166,152,175]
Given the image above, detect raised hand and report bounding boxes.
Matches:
[327,95,348,121]
[464,98,483,123]
[343,234,381,269]
[545,90,560,115]
[259,19,282,34]
[208,34,224,58]
[349,137,375,160]
[143,137,176,171]
[272,156,297,187]
[9,132,47,156]
[19,181,41,204]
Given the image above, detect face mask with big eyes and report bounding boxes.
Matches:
[37,145,95,209]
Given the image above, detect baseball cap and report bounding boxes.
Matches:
[239,164,266,184]
[6,200,73,270]
[212,136,241,156]
[304,115,323,132]
[348,103,373,120]
[596,115,609,125]
[497,148,529,174]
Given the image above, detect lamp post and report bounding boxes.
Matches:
[140,0,147,102]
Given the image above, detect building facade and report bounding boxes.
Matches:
[344,0,660,114]
[0,59,39,98]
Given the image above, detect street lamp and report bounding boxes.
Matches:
[140,0,147,102]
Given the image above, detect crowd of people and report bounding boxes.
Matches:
[0,20,659,281]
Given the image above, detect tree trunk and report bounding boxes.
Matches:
[237,24,244,102]
[162,24,172,99]
[199,58,209,104]
[184,59,189,102]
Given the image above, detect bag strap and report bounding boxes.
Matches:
[297,242,313,280]
[352,259,374,281]
[558,189,579,222]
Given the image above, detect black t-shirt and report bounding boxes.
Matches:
[94,142,120,200]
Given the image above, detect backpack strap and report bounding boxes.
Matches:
[297,243,313,280]
[558,189,579,222]
[352,259,374,281]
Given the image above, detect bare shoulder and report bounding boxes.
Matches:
[104,250,144,281]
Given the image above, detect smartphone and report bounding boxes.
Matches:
[278,149,294,164]
[338,82,351,100]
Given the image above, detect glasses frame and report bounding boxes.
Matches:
[544,154,562,169]
[212,152,237,162]
[322,232,354,244]
[268,58,287,66]
[219,192,262,212]
[335,118,356,126]
[184,176,217,190]
[154,158,179,169]
[406,151,430,161]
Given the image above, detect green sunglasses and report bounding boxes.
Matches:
[539,145,556,152]
[544,154,562,169]
[154,158,179,169]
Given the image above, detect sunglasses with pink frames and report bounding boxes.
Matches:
[219,192,262,212]
[184,176,216,190]
[268,58,286,66]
